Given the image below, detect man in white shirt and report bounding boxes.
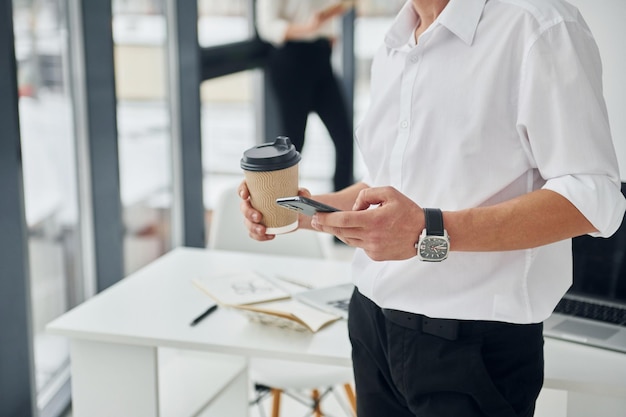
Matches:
[240,0,626,416]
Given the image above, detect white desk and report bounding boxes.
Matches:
[47,248,352,417]
[47,248,626,417]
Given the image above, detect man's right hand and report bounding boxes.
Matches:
[238,180,275,242]
[237,181,313,241]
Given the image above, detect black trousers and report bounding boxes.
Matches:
[266,39,354,191]
[348,289,545,417]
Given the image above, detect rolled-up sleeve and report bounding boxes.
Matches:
[518,19,626,237]
[256,0,289,46]
[543,174,625,237]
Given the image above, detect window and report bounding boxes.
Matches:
[113,0,173,274]
[198,0,251,47]
[198,0,257,237]
[13,0,81,413]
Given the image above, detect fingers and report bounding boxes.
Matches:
[310,211,366,242]
[311,187,393,231]
[311,186,424,261]
[352,186,393,211]
[241,203,275,241]
[245,218,275,241]
[238,181,275,241]
[297,187,312,198]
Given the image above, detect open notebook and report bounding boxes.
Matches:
[543,183,626,353]
[192,271,342,332]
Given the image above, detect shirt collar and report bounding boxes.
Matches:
[439,0,487,45]
[384,0,487,50]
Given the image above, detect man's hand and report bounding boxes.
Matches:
[311,186,425,261]
[238,180,311,242]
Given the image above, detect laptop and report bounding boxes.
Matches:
[543,183,626,353]
[295,283,355,319]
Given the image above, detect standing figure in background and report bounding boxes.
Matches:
[256,0,355,191]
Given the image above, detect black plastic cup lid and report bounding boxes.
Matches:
[240,136,301,172]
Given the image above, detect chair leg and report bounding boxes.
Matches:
[343,383,357,415]
[271,389,282,417]
[312,389,322,417]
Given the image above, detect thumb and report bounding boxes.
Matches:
[297,188,312,198]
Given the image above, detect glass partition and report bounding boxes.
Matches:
[198,0,256,236]
[198,0,251,47]
[12,0,80,413]
[354,0,405,123]
[113,0,173,274]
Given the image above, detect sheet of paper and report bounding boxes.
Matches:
[193,271,290,306]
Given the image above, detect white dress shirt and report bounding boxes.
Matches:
[256,0,341,46]
[352,0,626,323]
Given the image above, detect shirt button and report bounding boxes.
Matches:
[410,55,419,63]
[400,120,409,128]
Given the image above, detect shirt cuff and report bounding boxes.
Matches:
[542,174,626,237]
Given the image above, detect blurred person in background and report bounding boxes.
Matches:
[256,0,355,191]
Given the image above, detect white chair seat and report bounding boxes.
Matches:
[250,358,353,390]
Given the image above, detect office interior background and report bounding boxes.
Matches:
[1,0,624,416]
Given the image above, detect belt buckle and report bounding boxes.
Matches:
[422,317,460,341]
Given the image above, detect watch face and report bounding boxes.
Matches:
[418,236,449,261]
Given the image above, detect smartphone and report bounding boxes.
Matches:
[276,196,341,216]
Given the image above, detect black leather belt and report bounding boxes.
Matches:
[382,309,461,341]
[382,308,536,342]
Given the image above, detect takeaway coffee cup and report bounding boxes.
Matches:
[241,137,302,234]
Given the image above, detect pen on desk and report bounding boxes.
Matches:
[190,304,218,327]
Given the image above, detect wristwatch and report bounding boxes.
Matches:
[416,208,450,262]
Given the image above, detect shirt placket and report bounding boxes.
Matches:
[390,44,423,189]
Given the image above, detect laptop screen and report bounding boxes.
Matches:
[570,182,626,304]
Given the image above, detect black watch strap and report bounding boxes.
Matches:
[423,208,444,236]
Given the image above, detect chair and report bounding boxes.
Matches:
[208,184,356,417]
[249,359,356,417]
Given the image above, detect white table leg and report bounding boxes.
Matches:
[535,388,568,417]
[158,348,249,417]
[70,340,250,417]
[197,368,249,417]
[70,339,159,417]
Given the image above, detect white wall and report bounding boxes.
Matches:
[567,0,626,181]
